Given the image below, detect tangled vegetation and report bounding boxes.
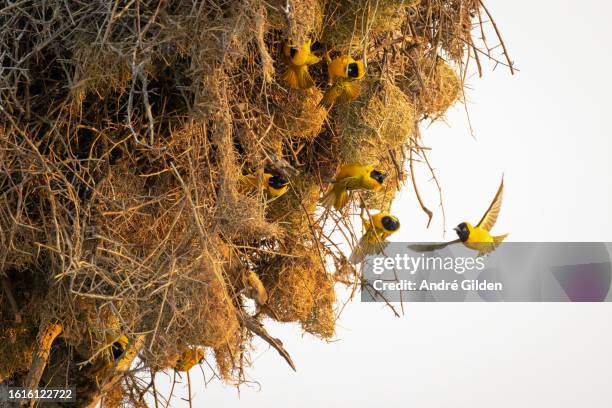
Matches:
[0,0,513,406]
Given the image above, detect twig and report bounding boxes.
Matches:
[164,371,177,408]
[478,0,515,75]
[21,322,63,407]
[240,314,296,371]
[253,4,274,83]
[409,147,433,227]
[419,147,447,236]
[151,371,160,408]
[186,371,193,408]
[280,0,295,38]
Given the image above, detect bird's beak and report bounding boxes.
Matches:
[453,226,460,233]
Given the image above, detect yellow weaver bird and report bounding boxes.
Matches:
[319,53,366,107]
[110,333,129,364]
[350,212,400,264]
[409,177,508,256]
[321,164,386,211]
[281,38,320,89]
[174,347,205,372]
[92,333,130,377]
[240,172,289,198]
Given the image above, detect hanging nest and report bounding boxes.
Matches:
[412,0,480,62]
[408,58,461,117]
[322,0,420,52]
[267,173,322,237]
[260,243,335,338]
[271,87,328,141]
[396,50,462,118]
[70,43,135,104]
[267,0,326,43]
[334,80,417,164]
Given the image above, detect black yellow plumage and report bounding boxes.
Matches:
[319,53,366,108]
[321,164,386,211]
[174,347,205,372]
[240,172,289,198]
[350,212,400,264]
[409,176,508,256]
[281,39,320,89]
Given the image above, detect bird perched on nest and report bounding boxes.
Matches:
[281,38,321,89]
[409,177,508,256]
[240,172,289,198]
[91,333,130,378]
[319,53,366,107]
[111,334,129,363]
[350,212,400,264]
[174,347,205,372]
[321,164,386,211]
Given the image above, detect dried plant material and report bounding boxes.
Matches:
[267,0,325,43]
[322,0,419,52]
[335,81,417,164]
[0,0,512,404]
[259,243,335,338]
[267,173,322,237]
[272,87,328,141]
[418,59,462,117]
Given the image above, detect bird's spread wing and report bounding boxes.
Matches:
[350,230,387,264]
[305,54,321,65]
[337,80,360,103]
[239,174,258,190]
[319,82,344,107]
[281,65,314,89]
[408,240,460,252]
[476,234,508,257]
[476,176,504,231]
[335,175,361,190]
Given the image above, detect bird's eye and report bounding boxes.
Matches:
[290,47,298,58]
[347,62,359,78]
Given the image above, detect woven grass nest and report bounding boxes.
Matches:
[0,0,512,406]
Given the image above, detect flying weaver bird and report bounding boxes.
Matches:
[321,164,386,211]
[319,53,366,108]
[240,172,289,198]
[174,347,205,372]
[409,177,508,256]
[350,212,400,264]
[281,38,320,89]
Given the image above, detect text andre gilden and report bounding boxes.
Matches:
[372,279,503,292]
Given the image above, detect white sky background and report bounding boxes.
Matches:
[153,1,612,406]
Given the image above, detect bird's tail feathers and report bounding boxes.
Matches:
[319,83,342,108]
[477,234,508,257]
[337,80,361,103]
[321,184,348,210]
[334,189,349,210]
[305,54,321,65]
[281,65,314,89]
[239,174,258,192]
[493,233,508,243]
[350,230,386,264]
